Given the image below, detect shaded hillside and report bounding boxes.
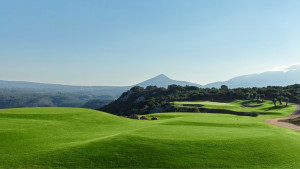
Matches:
[100,84,300,116]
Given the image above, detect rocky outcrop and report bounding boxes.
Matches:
[119,90,134,102]
[140,116,149,120]
[129,114,139,119]
[151,117,160,120]
[134,96,145,104]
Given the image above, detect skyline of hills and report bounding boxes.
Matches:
[1,64,300,109]
[1,64,300,89]
[205,65,300,88]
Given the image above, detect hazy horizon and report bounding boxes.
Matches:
[1,0,300,86]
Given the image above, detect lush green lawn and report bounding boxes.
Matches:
[173,100,295,117]
[0,101,299,168]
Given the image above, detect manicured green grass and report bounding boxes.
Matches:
[176,101,233,106]
[173,100,295,117]
[0,101,299,168]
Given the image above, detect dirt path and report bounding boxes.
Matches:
[265,104,300,131]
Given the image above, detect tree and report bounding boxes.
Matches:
[284,97,289,107]
[145,85,157,91]
[253,92,257,100]
[277,96,284,105]
[146,97,156,109]
[246,92,251,99]
[260,94,265,102]
[168,84,183,91]
[185,86,199,91]
[220,85,229,90]
[256,94,260,103]
[130,86,144,92]
[272,98,277,107]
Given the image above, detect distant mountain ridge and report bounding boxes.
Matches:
[204,64,300,88]
[0,80,128,92]
[0,74,200,92]
[0,74,202,109]
[2,65,300,92]
[1,65,300,109]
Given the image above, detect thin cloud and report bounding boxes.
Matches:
[266,63,300,72]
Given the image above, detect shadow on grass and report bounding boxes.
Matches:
[214,99,236,103]
[182,104,204,107]
[174,106,281,117]
[162,120,263,128]
[261,105,288,111]
[280,118,300,126]
[257,112,283,115]
[241,100,264,108]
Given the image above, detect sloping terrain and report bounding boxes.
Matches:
[100,84,300,116]
[1,102,300,168]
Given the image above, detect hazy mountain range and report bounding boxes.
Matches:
[0,80,129,98]
[2,64,300,91]
[1,64,300,109]
[137,64,300,88]
[204,64,300,88]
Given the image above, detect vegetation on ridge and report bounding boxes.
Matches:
[100,84,300,116]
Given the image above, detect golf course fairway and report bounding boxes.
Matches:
[1,100,300,168]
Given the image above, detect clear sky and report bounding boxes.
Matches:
[1,0,300,86]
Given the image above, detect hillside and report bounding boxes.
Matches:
[1,103,300,168]
[100,84,300,116]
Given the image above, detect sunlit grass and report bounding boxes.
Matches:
[0,101,299,168]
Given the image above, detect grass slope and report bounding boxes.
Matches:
[0,101,300,168]
[173,100,293,116]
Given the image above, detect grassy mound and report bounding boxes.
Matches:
[1,101,300,168]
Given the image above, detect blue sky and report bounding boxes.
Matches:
[1,0,300,86]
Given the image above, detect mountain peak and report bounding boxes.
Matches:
[154,74,170,79]
[135,74,202,88]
